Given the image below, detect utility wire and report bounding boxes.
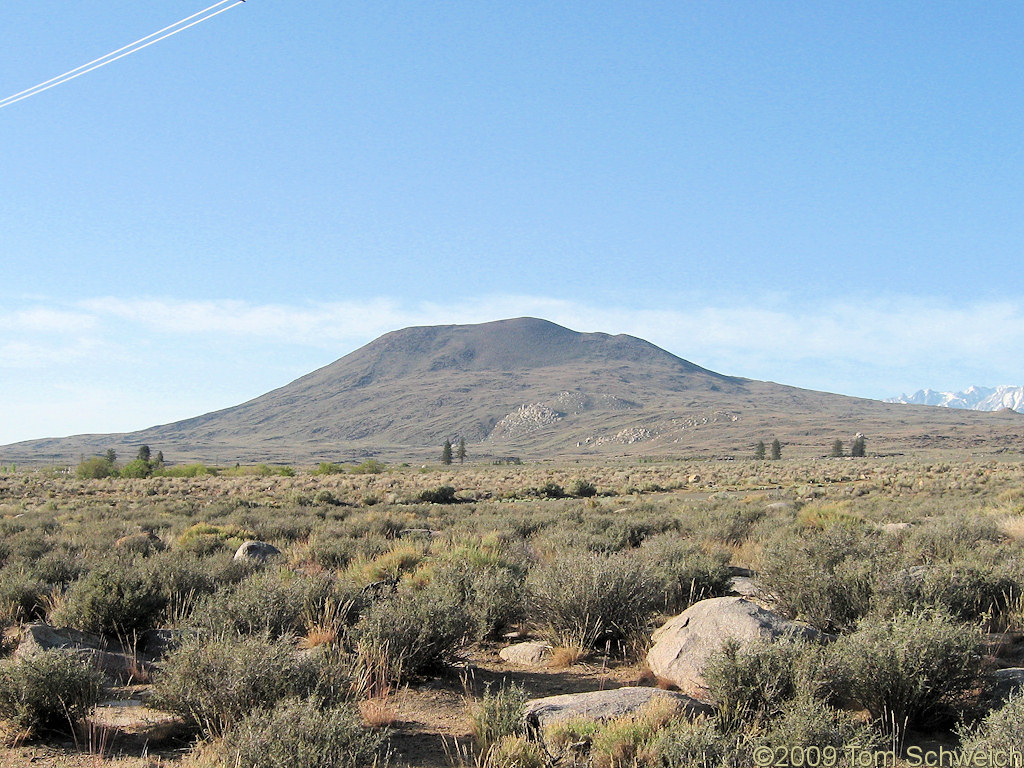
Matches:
[0,0,245,110]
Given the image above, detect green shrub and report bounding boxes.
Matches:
[354,581,474,683]
[528,552,659,654]
[145,551,246,623]
[120,459,153,479]
[177,522,254,556]
[50,560,166,637]
[756,694,879,753]
[569,478,598,498]
[0,567,49,625]
[430,560,525,640]
[645,717,733,768]
[151,633,344,738]
[873,562,1022,626]
[351,460,385,475]
[702,638,817,731]
[828,611,983,730]
[190,568,332,638]
[539,481,565,499]
[957,692,1024,759]
[155,463,213,477]
[904,516,1004,563]
[0,650,103,737]
[76,456,116,479]
[217,696,388,768]
[640,537,732,613]
[419,485,459,504]
[313,462,346,475]
[758,526,877,632]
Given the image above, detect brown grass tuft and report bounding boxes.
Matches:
[549,645,588,668]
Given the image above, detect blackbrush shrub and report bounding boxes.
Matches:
[756,694,879,753]
[644,717,733,768]
[528,552,659,654]
[0,567,49,625]
[419,485,459,504]
[702,638,821,731]
[217,696,389,768]
[905,516,1004,563]
[430,561,526,640]
[151,633,345,738]
[640,536,733,614]
[872,562,1022,626]
[0,650,103,737]
[569,479,598,498]
[539,481,565,499]
[758,526,878,632]
[828,611,983,730]
[957,692,1024,759]
[189,568,332,638]
[50,560,166,637]
[354,581,474,683]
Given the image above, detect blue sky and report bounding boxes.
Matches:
[3,1,1024,445]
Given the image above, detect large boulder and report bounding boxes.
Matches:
[646,597,823,699]
[524,687,711,729]
[499,641,552,666]
[233,540,282,563]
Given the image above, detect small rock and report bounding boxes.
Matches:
[729,576,760,599]
[524,687,711,729]
[16,624,150,683]
[878,522,912,534]
[499,641,552,666]
[233,540,282,563]
[988,668,1024,704]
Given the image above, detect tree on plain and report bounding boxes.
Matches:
[830,440,845,458]
[770,439,782,460]
[753,440,766,460]
[851,435,867,457]
[137,445,151,463]
[456,437,466,464]
[104,449,118,465]
[441,439,453,466]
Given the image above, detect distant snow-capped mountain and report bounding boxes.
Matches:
[886,385,1024,413]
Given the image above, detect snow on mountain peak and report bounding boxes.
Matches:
[886,385,1024,413]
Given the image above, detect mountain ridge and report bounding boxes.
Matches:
[3,318,1023,465]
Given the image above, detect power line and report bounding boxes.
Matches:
[0,0,246,110]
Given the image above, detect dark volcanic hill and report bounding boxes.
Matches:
[5,317,1024,465]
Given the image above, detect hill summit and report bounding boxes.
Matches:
[5,318,1024,464]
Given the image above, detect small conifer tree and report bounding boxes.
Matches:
[456,437,466,464]
[753,440,766,460]
[441,439,453,466]
[770,439,782,460]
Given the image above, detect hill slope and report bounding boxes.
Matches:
[4,317,1023,464]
